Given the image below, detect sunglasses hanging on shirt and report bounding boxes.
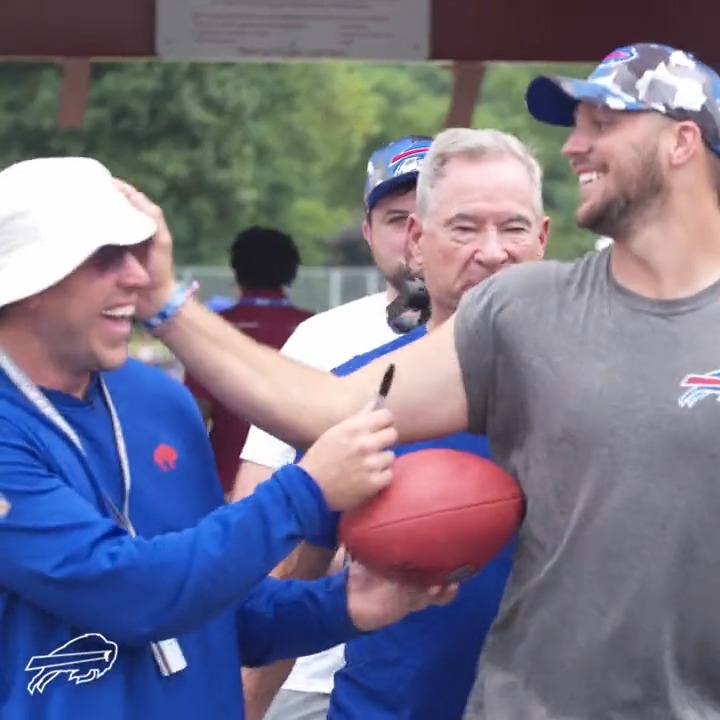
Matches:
[386,276,431,334]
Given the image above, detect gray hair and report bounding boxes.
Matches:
[416,128,544,219]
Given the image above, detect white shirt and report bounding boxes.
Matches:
[240,291,398,695]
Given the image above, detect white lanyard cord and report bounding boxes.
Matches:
[0,350,187,675]
[0,351,135,535]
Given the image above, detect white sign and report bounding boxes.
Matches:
[156,0,430,61]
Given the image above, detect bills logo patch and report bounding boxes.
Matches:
[25,633,118,695]
[388,147,428,177]
[393,155,424,176]
[678,369,720,408]
[599,47,638,67]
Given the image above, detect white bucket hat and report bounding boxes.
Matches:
[0,156,158,308]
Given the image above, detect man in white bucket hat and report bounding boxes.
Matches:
[0,156,454,720]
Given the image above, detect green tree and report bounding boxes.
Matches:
[0,59,598,265]
[0,61,379,264]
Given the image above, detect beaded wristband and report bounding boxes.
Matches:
[142,281,199,332]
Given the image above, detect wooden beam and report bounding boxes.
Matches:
[444,62,486,128]
[56,58,92,129]
[0,1,716,64]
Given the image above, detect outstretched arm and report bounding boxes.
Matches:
[118,179,472,450]
[157,297,469,450]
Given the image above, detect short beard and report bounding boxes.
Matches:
[578,149,665,239]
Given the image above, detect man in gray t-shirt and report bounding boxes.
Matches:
[132,40,720,720]
[457,249,720,719]
[454,42,720,719]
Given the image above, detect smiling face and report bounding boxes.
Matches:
[18,242,151,393]
[562,103,670,238]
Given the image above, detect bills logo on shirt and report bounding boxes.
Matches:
[677,368,720,408]
[25,633,118,695]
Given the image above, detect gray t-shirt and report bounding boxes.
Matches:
[455,249,720,720]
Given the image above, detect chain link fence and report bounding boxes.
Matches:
[176,265,384,313]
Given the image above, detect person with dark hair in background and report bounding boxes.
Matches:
[185,226,313,496]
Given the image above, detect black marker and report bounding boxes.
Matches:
[373,364,395,409]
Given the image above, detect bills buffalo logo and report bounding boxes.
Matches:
[389,146,427,176]
[153,443,178,471]
[392,155,424,176]
[678,369,720,408]
[598,47,638,67]
[25,633,118,695]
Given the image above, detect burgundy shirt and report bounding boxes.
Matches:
[184,291,314,493]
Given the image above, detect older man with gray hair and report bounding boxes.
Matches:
[323,127,548,720]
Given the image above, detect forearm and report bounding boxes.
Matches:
[242,663,296,720]
[271,542,336,581]
[158,299,364,449]
[158,297,469,447]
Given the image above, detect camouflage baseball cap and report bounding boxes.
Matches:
[526,43,720,155]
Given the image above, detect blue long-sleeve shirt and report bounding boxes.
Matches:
[0,359,360,720]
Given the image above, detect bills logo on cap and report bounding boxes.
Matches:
[599,47,638,67]
[393,155,424,176]
[389,146,427,166]
[389,146,427,177]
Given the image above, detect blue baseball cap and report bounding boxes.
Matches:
[526,43,720,156]
[364,135,432,213]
